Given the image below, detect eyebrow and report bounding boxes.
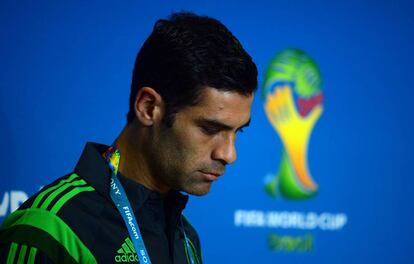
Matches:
[196,118,251,132]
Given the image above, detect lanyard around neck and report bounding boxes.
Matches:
[105,147,152,264]
[104,146,199,264]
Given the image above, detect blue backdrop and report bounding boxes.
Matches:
[1,1,413,263]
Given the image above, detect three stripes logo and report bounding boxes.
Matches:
[6,243,38,264]
[32,173,94,213]
[115,237,139,263]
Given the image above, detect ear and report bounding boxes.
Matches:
[133,87,164,126]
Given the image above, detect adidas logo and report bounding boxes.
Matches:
[115,237,139,263]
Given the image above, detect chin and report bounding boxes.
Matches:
[184,183,212,196]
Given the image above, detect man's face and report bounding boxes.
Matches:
[151,87,254,196]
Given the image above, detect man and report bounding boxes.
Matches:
[0,12,257,263]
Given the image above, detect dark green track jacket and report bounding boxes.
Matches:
[0,142,202,264]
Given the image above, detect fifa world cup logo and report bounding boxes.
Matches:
[263,49,324,200]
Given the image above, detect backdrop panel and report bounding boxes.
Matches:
[1,1,413,263]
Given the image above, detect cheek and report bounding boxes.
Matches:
[162,131,197,172]
[181,130,212,160]
[172,134,207,174]
[169,120,215,171]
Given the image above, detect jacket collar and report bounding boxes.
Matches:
[74,142,189,215]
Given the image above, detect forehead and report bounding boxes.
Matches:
[184,87,254,125]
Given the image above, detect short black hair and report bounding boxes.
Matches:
[127,12,258,125]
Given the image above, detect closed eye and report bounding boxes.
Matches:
[196,118,250,136]
[201,125,222,135]
[197,119,231,136]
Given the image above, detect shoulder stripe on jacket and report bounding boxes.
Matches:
[31,174,79,208]
[50,185,94,214]
[30,173,95,214]
[39,178,88,211]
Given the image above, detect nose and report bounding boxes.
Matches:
[212,135,237,165]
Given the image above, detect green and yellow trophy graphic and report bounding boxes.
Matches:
[263,48,323,200]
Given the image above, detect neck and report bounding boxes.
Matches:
[115,124,170,194]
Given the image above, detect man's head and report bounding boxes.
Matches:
[127,12,257,125]
[125,12,257,195]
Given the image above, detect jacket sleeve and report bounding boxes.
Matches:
[0,208,97,264]
[0,242,55,263]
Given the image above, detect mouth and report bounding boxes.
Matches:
[199,170,223,181]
